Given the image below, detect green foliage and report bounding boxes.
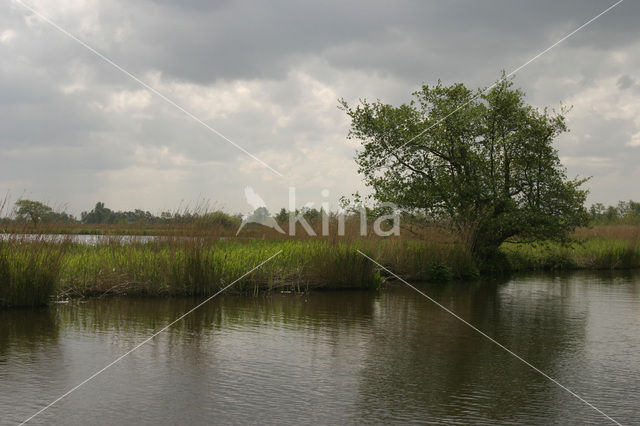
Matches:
[5,228,640,308]
[0,240,62,307]
[275,208,288,224]
[371,239,478,282]
[79,201,241,228]
[502,239,640,271]
[56,239,383,297]
[194,211,241,228]
[81,202,159,225]
[13,200,76,226]
[14,200,52,226]
[589,200,640,225]
[447,245,481,279]
[342,75,589,259]
[476,247,512,274]
[428,262,453,283]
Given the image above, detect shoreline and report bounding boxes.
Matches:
[2,233,640,308]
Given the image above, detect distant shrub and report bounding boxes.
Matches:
[428,262,453,283]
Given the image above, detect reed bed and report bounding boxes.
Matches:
[502,238,640,271]
[3,225,640,308]
[0,237,66,308]
[572,225,640,241]
[57,239,381,298]
[0,235,467,307]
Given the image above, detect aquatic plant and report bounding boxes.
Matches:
[3,224,640,308]
[0,237,65,308]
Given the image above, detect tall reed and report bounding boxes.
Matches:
[0,237,66,308]
[502,238,640,271]
[57,239,383,298]
[4,224,640,308]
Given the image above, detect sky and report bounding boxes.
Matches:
[1,0,639,216]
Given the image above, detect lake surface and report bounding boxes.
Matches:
[2,272,639,425]
[0,233,157,245]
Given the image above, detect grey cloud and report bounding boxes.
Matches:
[1,0,639,211]
[125,0,640,85]
[617,75,634,89]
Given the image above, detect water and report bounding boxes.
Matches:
[2,272,639,425]
[0,233,157,245]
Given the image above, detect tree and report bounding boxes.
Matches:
[275,208,288,224]
[81,202,111,224]
[14,200,53,226]
[341,76,589,259]
[589,200,640,224]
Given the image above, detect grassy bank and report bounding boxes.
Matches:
[0,238,385,308]
[0,235,478,308]
[58,240,382,298]
[503,238,640,271]
[2,226,640,308]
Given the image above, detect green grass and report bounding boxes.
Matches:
[58,239,382,297]
[0,238,389,307]
[502,238,640,271]
[0,236,473,307]
[369,239,479,281]
[2,229,640,308]
[0,239,64,308]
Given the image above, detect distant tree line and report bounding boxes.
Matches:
[589,200,640,225]
[78,202,245,227]
[2,200,242,227]
[80,202,162,224]
[1,199,390,230]
[4,198,640,229]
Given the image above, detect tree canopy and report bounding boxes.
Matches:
[14,200,53,226]
[81,202,159,224]
[13,200,76,226]
[342,77,589,259]
[589,200,640,225]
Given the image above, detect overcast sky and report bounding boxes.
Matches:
[1,0,638,216]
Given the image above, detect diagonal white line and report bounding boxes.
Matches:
[394,0,624,153]
[19,250,283,425]
[357,250,623,426]
[11,0,284,177]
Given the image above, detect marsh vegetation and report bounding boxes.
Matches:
[2,220,640,307]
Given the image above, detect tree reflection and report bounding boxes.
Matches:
[355,279,591,423]
[0,307,59,359]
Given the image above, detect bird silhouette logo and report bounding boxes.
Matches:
[236,186,286,235]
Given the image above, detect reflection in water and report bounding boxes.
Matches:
[356,281,589,424]
[1,272,639,425]
[0,307,59,358]
[0,233,157,245]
